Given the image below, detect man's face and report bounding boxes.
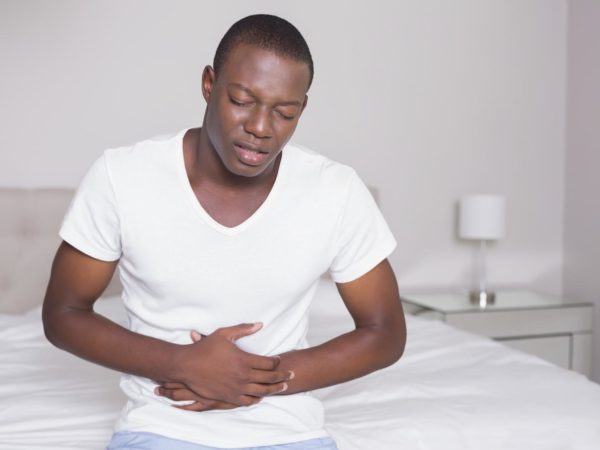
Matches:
[202,43,310,178]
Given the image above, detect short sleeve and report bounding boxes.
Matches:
[59,152,122,261]
[328,171,397,283]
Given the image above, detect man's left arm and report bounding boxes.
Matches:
[274,258,406,394]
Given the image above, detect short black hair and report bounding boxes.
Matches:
[213,14,314,89]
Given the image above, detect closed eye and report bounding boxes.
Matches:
[230,97,251,107]
[276,110,295,120]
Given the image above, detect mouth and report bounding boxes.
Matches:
[233,142,270,166]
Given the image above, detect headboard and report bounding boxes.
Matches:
[0,186,379,314]
[0,188,121,314]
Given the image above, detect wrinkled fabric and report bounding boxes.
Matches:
[107,432,338,450]
[1,280,600,449]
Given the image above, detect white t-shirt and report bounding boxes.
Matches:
[59,128,397,448]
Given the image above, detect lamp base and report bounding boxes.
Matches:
[469,290,496,308]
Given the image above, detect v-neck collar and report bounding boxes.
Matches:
[175,128,290,236]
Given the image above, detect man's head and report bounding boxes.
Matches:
[201,14,314,179]
[213,14,314,91]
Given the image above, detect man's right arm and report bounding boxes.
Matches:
[42,241,290,408]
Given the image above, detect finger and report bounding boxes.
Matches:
[249,368,295,385]
[190,330,204,342]
[156,386,261,409]
[156,387,198,402]
[174,399,239,411]
[246,353,282,371]
[215,322,263,341]
[235,394,264,407]
[158,382,188,390]
[173,401,210,412]
[160,388,229,405]
[246,381,289,397]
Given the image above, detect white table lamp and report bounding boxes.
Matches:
[459,195,505,307]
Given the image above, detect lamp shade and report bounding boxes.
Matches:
[459,195,505,240]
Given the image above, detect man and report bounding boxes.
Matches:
[42,14,406,450]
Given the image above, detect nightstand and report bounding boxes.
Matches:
[402,291,594,377]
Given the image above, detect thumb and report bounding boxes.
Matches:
[190,330,204,342]
[217,322,263,342]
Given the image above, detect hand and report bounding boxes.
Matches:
[154,331,240,411]
[155,380,241,411]
[161,324,294,408]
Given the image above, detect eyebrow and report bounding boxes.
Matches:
[229,83,303,107]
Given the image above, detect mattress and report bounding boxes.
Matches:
[1,277,599,450]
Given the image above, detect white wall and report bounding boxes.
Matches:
[0,1,567,295]
[564,0,600,382]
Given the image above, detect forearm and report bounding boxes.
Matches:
[43,307,180,382]
[276,324,405,395]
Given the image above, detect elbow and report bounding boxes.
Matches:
[43,323,59,348]
[391,308,408,363]
[359,314,407,369]
[382,321,407,367]
[382,336,405,367]
[391,336,406,364]
[43,316,69,352]
[41,299,64,349]
[42,310,58,347]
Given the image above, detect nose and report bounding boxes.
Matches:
[244,105,273,139]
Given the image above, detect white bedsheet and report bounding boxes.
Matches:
[1,278,599,449]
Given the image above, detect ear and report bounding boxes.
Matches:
[202,65,216,101]
[301,95,308,113]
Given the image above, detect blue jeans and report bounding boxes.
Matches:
[107,431,339,450]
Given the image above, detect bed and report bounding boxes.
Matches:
[1,188,600,450]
